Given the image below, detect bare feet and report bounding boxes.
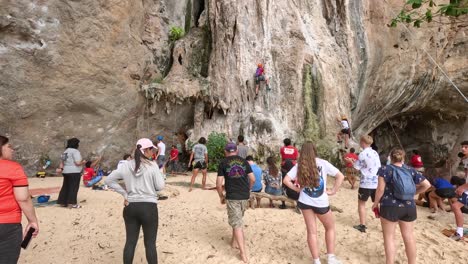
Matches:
[188,188,193,192]
[240,252,248,263]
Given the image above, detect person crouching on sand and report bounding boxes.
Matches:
[449,140,468,241]
[372,148,430,264]
[216,143,255,263]
[105,138,165,264]
[283,142,345,264]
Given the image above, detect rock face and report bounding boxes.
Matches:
[0,0,466,173]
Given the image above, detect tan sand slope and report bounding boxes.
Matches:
[20,174,468,264]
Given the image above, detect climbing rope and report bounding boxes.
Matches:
[383,0,468,103]
[380,104,405,151]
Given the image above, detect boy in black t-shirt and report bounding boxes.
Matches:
[216,143,255,263]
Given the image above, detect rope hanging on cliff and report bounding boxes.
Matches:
[381,104,405,151]
[383,0,468,104]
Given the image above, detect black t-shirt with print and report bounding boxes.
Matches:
[217,155,253,200]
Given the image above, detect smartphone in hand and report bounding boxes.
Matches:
[21,227,36,249]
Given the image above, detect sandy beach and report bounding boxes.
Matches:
[19,174,468,264]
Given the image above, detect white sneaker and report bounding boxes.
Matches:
[328,255,342,264]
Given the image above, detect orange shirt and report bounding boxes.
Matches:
[0,160,29,223]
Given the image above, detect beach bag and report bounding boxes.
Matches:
[389,165,416,200]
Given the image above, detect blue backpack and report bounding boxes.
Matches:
[389,165,416,200]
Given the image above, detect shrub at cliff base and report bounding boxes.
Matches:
[206,132,228,171]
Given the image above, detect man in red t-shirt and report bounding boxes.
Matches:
[410,150,424,172]
[280,138,299,166]
[343,148,359,189]
[168,145,179,175]
[279,138,299,209]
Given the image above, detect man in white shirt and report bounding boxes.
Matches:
[117,154,132,170]
[345,135,381,233]
[156,136,166,170]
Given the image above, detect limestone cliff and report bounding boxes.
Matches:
[0,0,466,173]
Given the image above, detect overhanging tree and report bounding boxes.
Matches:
[390,0,468,27]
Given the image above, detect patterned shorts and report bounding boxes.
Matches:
[458,192,468,206]
[344,167,359,177]
[226,200,248,228]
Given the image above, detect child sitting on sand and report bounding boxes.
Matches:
[82,157,103,187]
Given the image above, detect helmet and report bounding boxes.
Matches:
[257,63,263,68]
[157,135,163,141]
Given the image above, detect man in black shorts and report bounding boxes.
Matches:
[346,135,381,233]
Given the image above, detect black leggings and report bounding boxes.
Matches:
[123,202,158,264]
[0,223,22,264]
[57,173,81,205]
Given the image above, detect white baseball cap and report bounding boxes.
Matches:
[136,138,155,150]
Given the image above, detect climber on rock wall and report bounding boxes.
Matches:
[254,63,270,100]
[337,115,351,149]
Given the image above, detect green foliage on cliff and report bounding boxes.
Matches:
[206,132,228,171]
[169,26,185,41]
[302,64,321,142]
[391,0,468,27]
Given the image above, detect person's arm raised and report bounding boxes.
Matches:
[91,156,102,168]
[14,187,39,238]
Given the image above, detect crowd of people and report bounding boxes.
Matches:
[1,131,468,264]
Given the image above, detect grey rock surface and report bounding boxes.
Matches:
[0,0,466,174]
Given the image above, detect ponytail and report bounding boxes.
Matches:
[134,144,150,173]
[390,148,405,163]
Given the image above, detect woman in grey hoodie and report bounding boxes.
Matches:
[106,138,165,264]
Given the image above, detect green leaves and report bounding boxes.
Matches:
[169,26,185,42]
[390,0,468,28]
[206,132,228,171]
[425,9,433,22]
